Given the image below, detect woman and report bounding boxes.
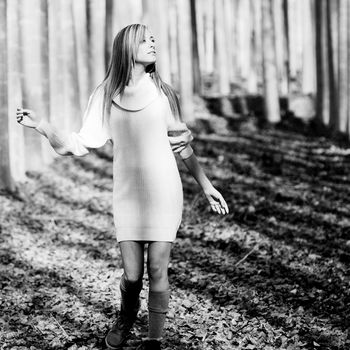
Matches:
[16,24,229,350]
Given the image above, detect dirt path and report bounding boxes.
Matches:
[1,117,349,350]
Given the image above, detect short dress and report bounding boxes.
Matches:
[35,72,194,242]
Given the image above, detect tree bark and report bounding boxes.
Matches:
[168,0,179,89]
[282,0,290,96]
[176,0,194,122]
[337,0,348,133]
[214,0,230,95]
[190,0,201,94]
[0,0,15,190]
[7,0,26,183]
[261,0,281,123]
[203,0,214,74]
[315,0,331,126]
[19,0,49,170]
[87,0,106,91]
[73,0,90,110]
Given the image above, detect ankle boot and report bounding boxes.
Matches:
[105,275,143,349]
[105,298,141,349]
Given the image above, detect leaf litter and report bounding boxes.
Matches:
[0,114,349,349]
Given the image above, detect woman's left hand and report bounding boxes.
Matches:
[204,186,229,215]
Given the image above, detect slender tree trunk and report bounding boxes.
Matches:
[327,0,338,130]
[19,0,49,170]
[176,0,194,122]
[168,0,179,89]
[261,0,281,123]
[190,0,201,94]
[301,0,316,94]
[0,0,15,190]
[249,0,260,94]
[87,0,106,91]
[203,0,214,74]
[105,0,114,67]
[329,0,339,92]
[7,0,26,183]
[238,0,251,89]
[73,0,90,109]
[61,0,81,132]
[347,0,350,136]
[195,0,205,91]
[223,0,235,89]
[214,0,230,95]
[282,0,290,96]
[337,0,348,133]
[315,0,331,126]
[274,0,287,95]
[48,1,65,133]
[39,0,53,165]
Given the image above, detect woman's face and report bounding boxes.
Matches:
[135,29,156,65]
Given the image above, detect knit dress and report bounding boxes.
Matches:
[35,72,194,242]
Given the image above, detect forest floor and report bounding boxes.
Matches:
[1,100,350,350]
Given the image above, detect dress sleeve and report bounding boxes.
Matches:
[35,86,111,156]
[167,120,194,160]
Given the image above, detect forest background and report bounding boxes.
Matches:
[0,1,349,350]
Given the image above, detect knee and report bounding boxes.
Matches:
[124,271,143,285]
[148,262,168,281]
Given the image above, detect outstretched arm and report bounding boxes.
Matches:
[16,87,111,157]
[34,118,91,156]
[181,152,229,215]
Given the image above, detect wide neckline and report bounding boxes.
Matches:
[112,73,161,111]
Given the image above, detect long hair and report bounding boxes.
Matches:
[100,24,182,124]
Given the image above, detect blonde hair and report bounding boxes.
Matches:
[100,23,182,123]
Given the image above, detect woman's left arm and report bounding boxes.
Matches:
[182,152,229,215]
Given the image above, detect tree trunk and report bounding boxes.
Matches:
[73,0,90,110]
[301,0,316,94]
[326,0,338,130]
[176,0,194,122]
[337,0,348,133]
[315,0,330,126]
[194,0,205,91]
[7,0,26,183]
[19,0,49,170]
[87,0,106,91]
[223,0,235,88]
[0,0,15,190]
[261,0,281,123]
[168,0,179,89]
[190,0,201,94]
[273,0,287,95]
[347,0,350,137]
[203,0,214,75]
[282,0,290,96]
[214,0,230,95]
[238,0,251,90]
[249,0,261,95]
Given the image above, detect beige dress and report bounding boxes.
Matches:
[36,72,194,242]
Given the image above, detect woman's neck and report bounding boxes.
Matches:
[127,65,148,87]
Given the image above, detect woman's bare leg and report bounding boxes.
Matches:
[119,241,145,282]
[146,241,172,341]
[105,241,145,348]
[147,241,172,291]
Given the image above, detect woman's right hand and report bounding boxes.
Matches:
[16,108,40,128]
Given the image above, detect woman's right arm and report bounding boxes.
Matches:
[16,87,111,157]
